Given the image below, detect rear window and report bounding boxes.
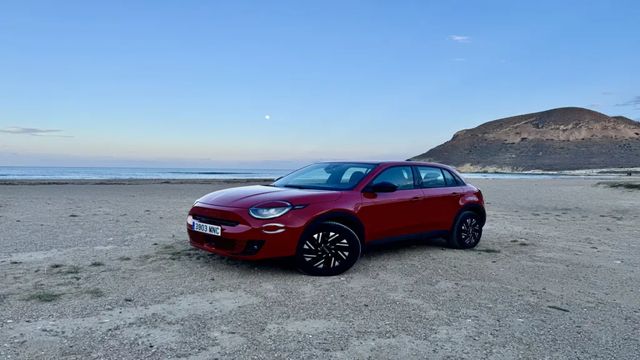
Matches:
[442,169,460,186]
[417,166,446,188]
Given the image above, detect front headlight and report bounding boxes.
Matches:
[249,201,293,219]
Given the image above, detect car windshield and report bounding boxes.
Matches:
[273,162,377,190]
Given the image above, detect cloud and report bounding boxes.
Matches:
[449,35,471,43]
[616,96,640,107]
[0,127,72,137]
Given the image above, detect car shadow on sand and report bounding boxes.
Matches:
[160,236,472,276]
[210,236,451,274]
[362,236,449,258]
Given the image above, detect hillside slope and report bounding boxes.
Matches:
[410,107,640,171]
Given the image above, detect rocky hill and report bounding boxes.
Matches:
[410,107,640,171]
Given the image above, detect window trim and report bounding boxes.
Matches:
[363,165,418,192]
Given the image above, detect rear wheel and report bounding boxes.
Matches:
[295,221,361,276]
[448,211,483,249]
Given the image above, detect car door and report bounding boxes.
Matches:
[415,166,462,231]
[357,166,425,241]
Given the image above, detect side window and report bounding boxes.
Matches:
[442,169,459,187]
[451,171,465,185]
[371,166,415,190]
[417,167,446,188]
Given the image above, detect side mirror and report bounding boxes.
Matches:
[366,181,398,193]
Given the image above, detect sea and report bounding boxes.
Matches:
[0,166,290,180]
[0,166,602,181]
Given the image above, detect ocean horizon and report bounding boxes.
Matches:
[0,165,621,181]
[0,166,292,180]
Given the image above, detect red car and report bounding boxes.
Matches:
[187,161,485,276]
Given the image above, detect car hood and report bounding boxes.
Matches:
[196,185,342,208]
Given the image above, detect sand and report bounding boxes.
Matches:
[0,179,639,359]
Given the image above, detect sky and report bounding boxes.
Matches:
[1,0,639,168]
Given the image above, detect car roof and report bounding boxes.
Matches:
[317,160,454,169]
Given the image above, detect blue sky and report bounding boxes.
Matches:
[1,0,639,168]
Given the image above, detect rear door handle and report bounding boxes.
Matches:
[410,196,421,201]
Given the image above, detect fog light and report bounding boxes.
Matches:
[187,215,193,226]
[242,240,265,255]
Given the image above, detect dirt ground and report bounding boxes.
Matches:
[1,179,639,359]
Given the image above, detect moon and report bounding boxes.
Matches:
[264,115,271,120]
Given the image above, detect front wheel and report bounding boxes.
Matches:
[295,221,361,276]
[448,211,483,249]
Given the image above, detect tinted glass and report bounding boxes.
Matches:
[372,166,415,190]
[273,163,376,190]
[442,169,459,186]
[417,167,446,188]
[451,171,465,185]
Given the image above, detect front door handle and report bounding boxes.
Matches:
[410,196,421,201]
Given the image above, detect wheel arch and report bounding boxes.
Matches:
[303,210,366,244]
[455,203,486,227]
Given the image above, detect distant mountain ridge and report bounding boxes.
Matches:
[410,107,640,171]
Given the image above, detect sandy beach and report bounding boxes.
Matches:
[1,178,639,359]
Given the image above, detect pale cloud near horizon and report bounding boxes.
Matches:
[449,35,471,43]
[0,127,72,137]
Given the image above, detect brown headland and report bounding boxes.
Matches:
[410,107,640,172]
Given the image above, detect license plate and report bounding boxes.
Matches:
[192,220,221,236]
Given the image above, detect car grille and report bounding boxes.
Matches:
[192,215,239,227]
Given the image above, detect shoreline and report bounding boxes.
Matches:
[0,178,275,186]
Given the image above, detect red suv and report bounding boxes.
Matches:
[187,161,485,276]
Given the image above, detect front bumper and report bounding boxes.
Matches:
[187,202,306,260]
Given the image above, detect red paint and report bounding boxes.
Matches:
[187,161,485,260]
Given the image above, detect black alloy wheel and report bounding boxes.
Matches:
[448,211,483,249]
[295,221,361,276]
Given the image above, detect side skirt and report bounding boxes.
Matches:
[364,230,449,249]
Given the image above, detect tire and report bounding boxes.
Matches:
[448,211,483,249]
[295,221,361,276]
